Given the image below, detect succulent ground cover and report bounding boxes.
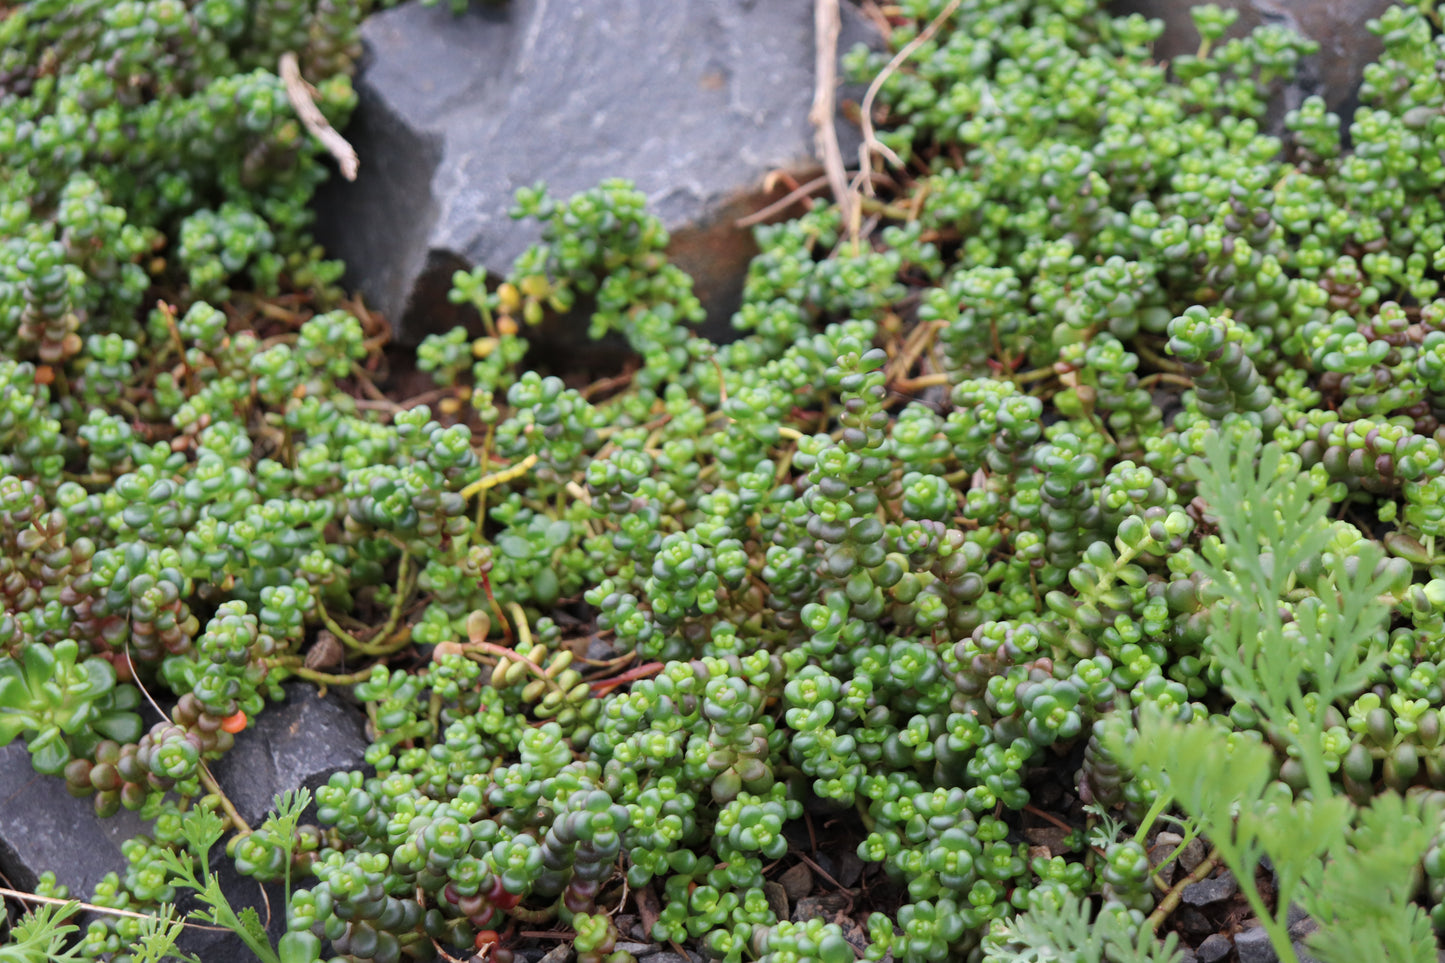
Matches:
[8,0,1445,961]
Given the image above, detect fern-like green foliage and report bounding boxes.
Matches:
[1303,792,1439,963]
[1109,430,1438,963]
[145,789,312,963]
[0,901,85,963]
[123,907,200,963]
[981,892,1182,963]
[1113,708,1352,961]
[1186,429,1395,797]
[0,793,309,963]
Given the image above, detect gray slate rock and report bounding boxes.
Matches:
[0,741,153,899]
[0,684,365,961]
[0,742,283,963]
[1235,924,1280,963]
[1109,0,1397,131]
[209,680,371,827]
[313,0,881,345]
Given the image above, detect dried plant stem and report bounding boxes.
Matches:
[0,886,229,932]
[858,0,963,173]
[280,52,358,180]
[811,0,856,236]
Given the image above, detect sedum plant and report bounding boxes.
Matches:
[13,0,1445,962]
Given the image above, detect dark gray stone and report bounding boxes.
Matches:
[0,741,152,898]
[1148,833,1179,886]
[1235,924,1281,963]
[209,681,370,828]
[1174,906,1215,940]
[1286,911,1322,962]
[1195,933,1233,963]
[779,861,814,901]
[0,742,285,963]
[833,849,865,888]
[764,879,790,921]
[313,0,882,345]
[1109,0,1397,132]
[1181,870,1238,907]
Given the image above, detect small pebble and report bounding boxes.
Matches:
[1176,836,1207,873]
[792,892,852,924]
[1181,870,1237,907]
[779,862,814,901]
[1195,934,1232,963]
[1173,906,1214,940]
[834,850,865,888]
[585,634,617,661]
[1234,925,1279,963]
[537,944,574,963]
[764,880,789,921]
[810,852,837,878]
[1153,831,1183,852]
[1147,841,1177,886]
[614,944,655,958]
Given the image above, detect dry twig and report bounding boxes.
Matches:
[280,52,359,181]
[1147,848,1222,932]
[737,170,890,228]
[857,0,963,177]
[810,0,856,235]
[0,886,231,932]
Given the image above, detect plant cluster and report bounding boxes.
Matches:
[9,1,1445,962]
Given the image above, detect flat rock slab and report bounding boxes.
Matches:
[0,741,153,898]
[0,741,276,962]
[210,681,371,828]
[1111,0,1396,128]
[313,0,881,345]
[0,682,367,962]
